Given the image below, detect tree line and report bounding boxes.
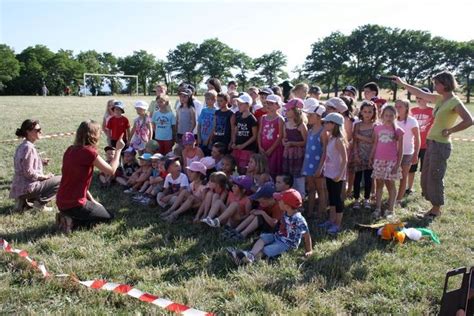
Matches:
[0,24,472,101]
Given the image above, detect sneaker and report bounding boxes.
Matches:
[200,217,211,224]
[231,232,245,241]
[33,201,53,212]
[132,194,144,201]
[404,189,413,197]
[317,220,332,229]
[123,188,135,194]
[385,210,394,219]
[206,218,220,228]
[226,247,241,265]
[241,251,255,264]
[327,224,342,235]
[372,209,382,219]
[139,197,151,205]
[353,201,361,210]
[363,199,372,209]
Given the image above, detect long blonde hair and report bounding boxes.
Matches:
[74,120,101,147]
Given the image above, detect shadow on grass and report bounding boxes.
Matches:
[1,223,58,244]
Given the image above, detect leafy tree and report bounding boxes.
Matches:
[118,50,158,95]
[8,45,55,95]
[304,31,349,96]
[254,50,288,86]
[345,25,391,99]
[233,51,254,90]
[167,42,202,87]
[45,49,85,95]
[198,38,236,81]
[0,44,20,92]
[456,41,474,103]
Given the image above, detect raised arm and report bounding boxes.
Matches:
[93,138,124,175]
[392,76,438,103]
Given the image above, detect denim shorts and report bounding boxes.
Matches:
[260,233,290,258]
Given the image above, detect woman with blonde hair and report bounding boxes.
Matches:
[55,120,124,233]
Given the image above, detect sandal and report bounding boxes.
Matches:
[416,211,440,219]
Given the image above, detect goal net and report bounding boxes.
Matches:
[82,73,139,96]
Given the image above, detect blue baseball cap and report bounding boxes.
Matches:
[139,153,153,160]
[250,182,276,200]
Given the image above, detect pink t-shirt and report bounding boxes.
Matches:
[374,124,404,161]
[410,107,434,149]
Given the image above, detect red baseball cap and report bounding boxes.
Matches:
[273,189,302,209]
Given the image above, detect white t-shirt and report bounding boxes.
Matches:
[164,172,189,193]
[397,116,419,155]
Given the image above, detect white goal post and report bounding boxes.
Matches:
[82,73,139,96]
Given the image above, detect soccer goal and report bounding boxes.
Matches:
[82,73,139,96]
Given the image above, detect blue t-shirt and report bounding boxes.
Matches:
[198,107,216,144]
[152,110,176,141]
[275,212,309,249]
[302,127,324,176]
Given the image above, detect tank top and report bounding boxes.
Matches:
[324,137,346,180]
[260,115,281,150]
[177,106,194,135]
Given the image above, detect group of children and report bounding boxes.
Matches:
[97,79,434,264]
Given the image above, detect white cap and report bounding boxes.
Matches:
[186,161,207,175]
[325,97,348,113]
[113,100,125,112]
[302,98,325,116]
[266,94,283,106]
[134,100,149,110]
[236,92,252,104]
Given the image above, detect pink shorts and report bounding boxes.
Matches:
[232,149,252,171]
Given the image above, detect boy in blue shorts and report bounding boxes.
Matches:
[227,188,313,265]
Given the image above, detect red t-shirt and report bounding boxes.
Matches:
[56,145,98,210]
[254,108,267,121]
[263,202,284,221]
[106,116,130,141]
[410,107,434,149]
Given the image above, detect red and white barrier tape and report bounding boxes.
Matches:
[0,239,213,315]
[0,132,76,144]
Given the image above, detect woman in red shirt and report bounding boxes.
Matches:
[56,120,124,233]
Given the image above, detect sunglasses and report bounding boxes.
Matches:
[34,128,42,133]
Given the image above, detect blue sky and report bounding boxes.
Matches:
[1,0,473,76]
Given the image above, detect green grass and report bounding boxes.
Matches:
[0,96,473,314]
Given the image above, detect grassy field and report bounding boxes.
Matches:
[0,95,473,314]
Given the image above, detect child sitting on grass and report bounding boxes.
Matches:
[99,146,116,187]
[194,171,228,223]
[123,153,153,194]
[161,161,207,222]
[202,175,252,228]
[246,153,272,193]
[211,142,226,171]
[275,174,293,192]
[227,189,313,265]
[221,154,238,178]
[156,157,189,209]
[115,147,139,186]
[136,153,167,206]
[228,182,283,241]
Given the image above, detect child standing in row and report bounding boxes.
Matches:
[198,90,217,156]
[282,98,307,196]
[231,93,258,174]
[395,99,420,204]
[152,95,176,155]
[258,95,284,178]
[102,99,115,146]
[370,105,404,218]
[106,100,130,147]
[130,101,152,154]
[352,101,377,210]
[407,89,434,195]
[301,99,327,218]
[319,113,347,235]
[213,93,234,151]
